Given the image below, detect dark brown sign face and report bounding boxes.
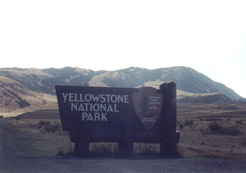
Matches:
[56,85,164,134]
[132,87,163,130]
[56,83,177,156]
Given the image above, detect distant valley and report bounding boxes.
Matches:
[0,66,244,115]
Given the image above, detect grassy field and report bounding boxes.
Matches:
[177,103,246,160]
[1,103,246,160]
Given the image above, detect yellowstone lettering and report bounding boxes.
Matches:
[62,93,129,103]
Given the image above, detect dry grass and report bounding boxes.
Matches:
[1,116,73,157]
[1,103,246,160]
[177,103,246,161]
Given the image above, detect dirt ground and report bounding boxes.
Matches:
[1,103,246,161]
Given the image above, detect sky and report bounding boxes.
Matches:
[0,0,246,98]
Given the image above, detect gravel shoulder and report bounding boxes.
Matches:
[2,154,246,173]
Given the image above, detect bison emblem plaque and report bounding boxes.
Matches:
[132,87,163,130]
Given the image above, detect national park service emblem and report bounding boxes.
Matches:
[132,87,163,130]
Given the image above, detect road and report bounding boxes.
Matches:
[1,154,246,173]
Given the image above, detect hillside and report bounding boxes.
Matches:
[0,68,56,115]
[0,66,243,115]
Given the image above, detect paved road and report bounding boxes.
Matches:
[1,154,246,173]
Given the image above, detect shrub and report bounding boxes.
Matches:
[16,99,30,108]
[177,121,183,130]
[179,123,184,130]
[37,121,61,133]
[134,143,159,155]
[223,126,241,136]
[15,116,20,123]
[37,121,50,128]
[236,120,243,125]
[208,122,241,136]
[184,119,193,126]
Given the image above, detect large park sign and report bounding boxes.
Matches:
[55,82,179,156]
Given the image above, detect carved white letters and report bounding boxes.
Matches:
[61,92,130,122]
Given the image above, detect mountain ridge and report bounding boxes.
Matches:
[0,66,243,114]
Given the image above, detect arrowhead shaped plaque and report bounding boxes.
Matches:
[132,87,163,130]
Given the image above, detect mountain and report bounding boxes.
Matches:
[0,68,56,114]
[89,67,242,100]
[0,66,243,114]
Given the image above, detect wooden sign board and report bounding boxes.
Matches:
[55,82,178,156]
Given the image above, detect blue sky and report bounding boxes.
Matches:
[0,0,245,97]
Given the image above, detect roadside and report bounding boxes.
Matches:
[177,103,246,161]
[1,113,246,172]
[1,118,72,157]
[0,118,4,168]
[2,103,246,161]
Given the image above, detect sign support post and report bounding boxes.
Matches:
[160,82,177,156]
[78,123,89,156]
[119,119,134,156]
